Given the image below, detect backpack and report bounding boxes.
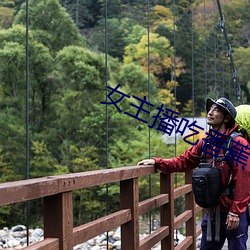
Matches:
[192,104,250,208]
[192,131,241,208]
[236,105,250,224]
[192,105,250,241]
[235,105,250,141]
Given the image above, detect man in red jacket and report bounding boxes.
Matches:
[138,97,250,250]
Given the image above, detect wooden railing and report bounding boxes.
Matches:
[0,165,203,250]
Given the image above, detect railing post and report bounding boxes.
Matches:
[120,178,139,250]
[44,192,73,250]
[185,171,196,250]
[160,173,174,250]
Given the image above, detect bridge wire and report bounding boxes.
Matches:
[218,27,225,97]
[204,0,207,99]
[215,0,242,104]
[104,0,109,248]
[203,0,209,132]
[172,0,179,245]
[147,0,152,234]
[191,1,195,131]
[213,0,218,97]
[25,0,30,245]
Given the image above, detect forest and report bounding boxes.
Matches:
[0,0,249,228]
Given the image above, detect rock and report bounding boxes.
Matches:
[107,231,114,237]
[113,240,121,249]
[0,230,7,238]
[30,228,43,238]
[11,226,26,232]
[108,236,116,243]
[0,224,187,249]
[91,245,101,250]
[95,234,106,243]
[7,239,20,247]
[113,227,120,240]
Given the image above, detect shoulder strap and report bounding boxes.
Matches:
[223,131,243,170]
[200,132,243,167]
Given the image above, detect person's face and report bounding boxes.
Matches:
[207,104,227,129]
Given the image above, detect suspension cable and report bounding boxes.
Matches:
[213,0,217,96]
[191,1,195,121]
[147,0,152,234]
[216,0,242,104]
[104,0,109,248]
[25,0,30,245]
[203,0,207,99]
[172,0,179,245]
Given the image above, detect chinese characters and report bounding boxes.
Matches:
[100,84,203,145]
[101,84,249,170]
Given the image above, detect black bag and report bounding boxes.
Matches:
[192,162,221,208]
[192,132,243,208]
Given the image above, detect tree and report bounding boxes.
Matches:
[14,0,84,52]
[148,5,174,33]
[61,0,102,29]
[0,6,15,29]
[234,47,250,102]
[86,17,139,60]
[124,32,185,90]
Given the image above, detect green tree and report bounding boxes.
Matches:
[234,46,250,102]
[61,0,101,28]
[0,6,15,29]
[124,31,185,91]
[14,0,84,52]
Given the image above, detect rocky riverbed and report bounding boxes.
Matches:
[0,225,187,249]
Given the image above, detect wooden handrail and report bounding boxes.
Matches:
[0,165,203,250]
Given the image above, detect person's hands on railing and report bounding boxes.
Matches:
[137,159,155,166]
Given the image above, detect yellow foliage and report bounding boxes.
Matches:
[149,5,174,31]
[0,7,14,29]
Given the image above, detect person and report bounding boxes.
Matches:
[137,97,250,250]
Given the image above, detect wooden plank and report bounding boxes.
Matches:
[174,184,192,199]
[140,226,169,250]
[120,178,140,250]
[44,192,73,250]
[174,210,192,229]
[196,226,202,237]
[0,165,156,206]
[195,204,203,213]
[22,238,59,250]
[185,172,196,250]
[0,177,59,206]
[73,209,131,245]
[139,194,169,216]
[175,236,193,250]
[161,173,174,250]
[57,165,156,192]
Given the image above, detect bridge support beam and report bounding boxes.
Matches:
[44,192,73,250]
[120,178,139,250]
[185,171,196,250]
[161,173,174,250]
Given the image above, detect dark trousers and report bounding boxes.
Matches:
[200,211,249,250]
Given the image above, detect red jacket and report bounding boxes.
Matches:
[154,124,250,216]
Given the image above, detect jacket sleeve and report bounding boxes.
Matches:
[153,139,203,174]
[229,136,250,215]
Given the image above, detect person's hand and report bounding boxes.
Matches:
[226,213,240,230]
[137,159,155,166]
